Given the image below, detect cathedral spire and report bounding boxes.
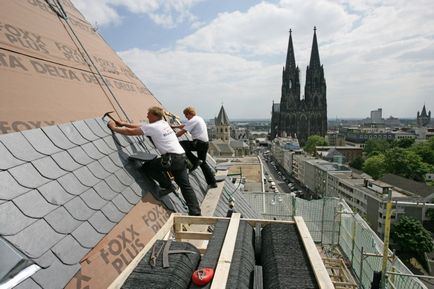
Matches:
[421,104,428,116]
[285,29,296,70]
[309,26,321,67]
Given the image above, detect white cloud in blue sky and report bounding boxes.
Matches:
[72,0,434,120]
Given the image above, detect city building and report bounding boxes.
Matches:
[370,108,384,124]
[271,28,327,145]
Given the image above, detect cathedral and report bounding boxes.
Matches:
[271,27,327,146]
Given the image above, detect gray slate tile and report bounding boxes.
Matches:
[109,150,129,167]
[105,174,126,193]
[9,163,50,189]
[98,156,119,173]
[58,173,89,196]
[101,202,125,223]
[68,146,94,166]
[4,219,63,258]
[88,211,116,234]
[82,142,105,160]
[41,125,76,150]
[121,187,141,205]
[32,157,67,180]
[81,188,107,210]
[103,136,120,151]
[44,207,82,234]
[32,259,80,289]
[14,190,57,218]
[0,202,36,235]
[85,119,108,138]
[51,151,81,172]
[114,169,134,186]
[72,120,99,141]
[73,166,100,187]
[0,132,44,162]
[0,141,24,170]
[38,181,74,206]
[34,249,56,268]
[0,171,30,200]
[14,278,43,289]
[87,161,111,179]
[92,138,115,155]
[129,182,144,197]
[58,123,88,146]
[93,181,118,201]
[71,222,104,248]
[64,197,95,221]
[22,129,62,156]
[112,194,133,213]
[52,235,90,265]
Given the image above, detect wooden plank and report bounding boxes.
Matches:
[108,213,175,289]
[294,216,335,289]
[210,213,241,289]
[175,231,212,240]
[200,170,227,216]
[244,218,295,227]
[174,215,223,225]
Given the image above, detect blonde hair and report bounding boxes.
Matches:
[183,106,196,116]
[148,106,164,119]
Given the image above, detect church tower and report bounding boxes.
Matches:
[417,105,431,127]
[215,105,231,142]
[271,27,327,145]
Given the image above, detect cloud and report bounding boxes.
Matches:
[71,0,201,28]
[119,48,281,119]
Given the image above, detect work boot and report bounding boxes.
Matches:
[189,160,203,173]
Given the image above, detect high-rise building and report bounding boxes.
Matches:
[271,27,327,146]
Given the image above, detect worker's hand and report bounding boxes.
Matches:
[107,120,116,130]
[114,119,123,127]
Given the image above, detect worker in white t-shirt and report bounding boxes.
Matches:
[172,106,217,189]
[107,106,201,216]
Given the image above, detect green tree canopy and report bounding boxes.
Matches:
[349,156,364,170]
[384,148,432,181]
[391,216,434,256]
[393,138,415,149]
[303,135,328,154]
[364,139,391,156]
[411,141,434,165]
[362,154,386,179]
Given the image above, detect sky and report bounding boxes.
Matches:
[71,0,434,120]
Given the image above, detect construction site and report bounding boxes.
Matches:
[0,1,432,289]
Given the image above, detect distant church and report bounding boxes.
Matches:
[271,27,327,146]
[417,104,431,127]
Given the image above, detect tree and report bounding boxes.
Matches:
[349,156,364,170]
[411,141,434,165]
[362,154,386,179]
[364,139,391,156]
[384,148,432,181]
[303,135,328,154]
[393,138,415,149]
[391,216,434,256]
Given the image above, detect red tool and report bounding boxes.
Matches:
[192,268,214,286]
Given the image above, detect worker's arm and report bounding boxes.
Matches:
[107,120,143,136]
[114,120,142,128]
[171,124,185,129]
[176,129,187,137]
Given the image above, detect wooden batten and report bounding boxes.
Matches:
[294,216,335,289]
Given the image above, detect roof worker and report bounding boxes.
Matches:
[171,106,218,189]
[107,106,201,216]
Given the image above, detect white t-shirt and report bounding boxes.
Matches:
[141,120,185,154]
[184,115,209,142]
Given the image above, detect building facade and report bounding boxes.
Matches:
[271,28,327,145]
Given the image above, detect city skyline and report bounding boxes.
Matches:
[72,0,434,120]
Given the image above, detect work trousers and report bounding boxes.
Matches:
[179,140,216,185]
[143,154,201,216]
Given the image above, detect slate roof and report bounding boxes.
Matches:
[215,105,230,126]
[0,118,262,288]
[0,118,196,288]
[379,174,434,199]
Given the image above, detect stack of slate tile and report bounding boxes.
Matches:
[261,223,318,289]
[226,221,256,289]
[122,240,201,289]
